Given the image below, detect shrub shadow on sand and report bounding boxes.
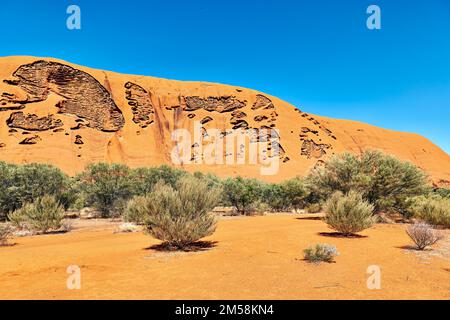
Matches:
[296,216,323,221]
[318,232,367,239]
[145,241,218,252]
[395,244,433,251]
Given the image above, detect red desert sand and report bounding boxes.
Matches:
[0,214,448,300]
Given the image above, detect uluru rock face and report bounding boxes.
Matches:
[0,56,449,185]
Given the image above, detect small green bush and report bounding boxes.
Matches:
[324,191,376,236]
[8,195,66,233]
[408,196,450,228]
[0,224,13,246]
[223,177,265,215]
[124,195,151,225]
[304,244,339,263]
[144,176,220,249]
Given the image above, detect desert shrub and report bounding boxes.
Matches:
[264,177,308,212]
[143,176,220,249]
[124,195,151,225]
[406,222,444,250]
[130,165,188,196]
[408,196,450,228]
[0,162,71,217]
[0,224,13,246]
[304,244,339,263]
[222,177,265,215]
[307,150,428,214]
[248,200,270,215]
[8,195,65,233]
[263,183,286,212]
[324,191,376,236]
[435,188,450,199]
[305,203,322,214]
[77,163,134,217]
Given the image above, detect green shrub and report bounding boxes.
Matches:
[131,165,188,196]
[304,244,339,263]
[408,196,450,228]
[143,176,220,249]
[77,163,133,217]
[406,222,444,250]
[248,200,270,215]
[307,150,428,214]
[0,224,13,246]
[0,162,71,217]
[324,191,376,236]
[305,203,322,214]
[124,195,151,225]
[263,183,286,212]
[435,188,450,199]
[223,177,265,215]
[264,177,308,212]
[8,195,66,233]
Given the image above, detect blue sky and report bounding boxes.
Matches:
[0,0,449,153]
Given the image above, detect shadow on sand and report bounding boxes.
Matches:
[296,216,323,221]
[318,232,367,239]
[145,241,218,253]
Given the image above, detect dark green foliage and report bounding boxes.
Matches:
[77,163,134,217]
[130,165,188,195]
[434,188,450,199]
[0,162,71,218]
[222,177,266,215]
[307,150,428,214]
[263,177,308,212]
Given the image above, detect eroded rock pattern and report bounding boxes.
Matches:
[7,112,63,131]
[252,94,274,110]
[4,60,124,132]
[124,82,155,128]
[185,96,246,113]
[19,135,41,145]
[301,139,331,159]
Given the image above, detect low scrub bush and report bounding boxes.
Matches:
[124,195,151,225]
[8,195,66,233]
[143,176,220,249]
[406,222,444,250]
[0,224,13,246]
[408,196,450,228]
[304,244,338,263]
[324,191,376,236]
[305,203,322,214]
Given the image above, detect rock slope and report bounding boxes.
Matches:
[0,56,449,185]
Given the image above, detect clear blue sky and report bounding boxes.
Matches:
[1,0,449,153]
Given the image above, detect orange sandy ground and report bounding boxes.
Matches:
[0,214,449,300]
